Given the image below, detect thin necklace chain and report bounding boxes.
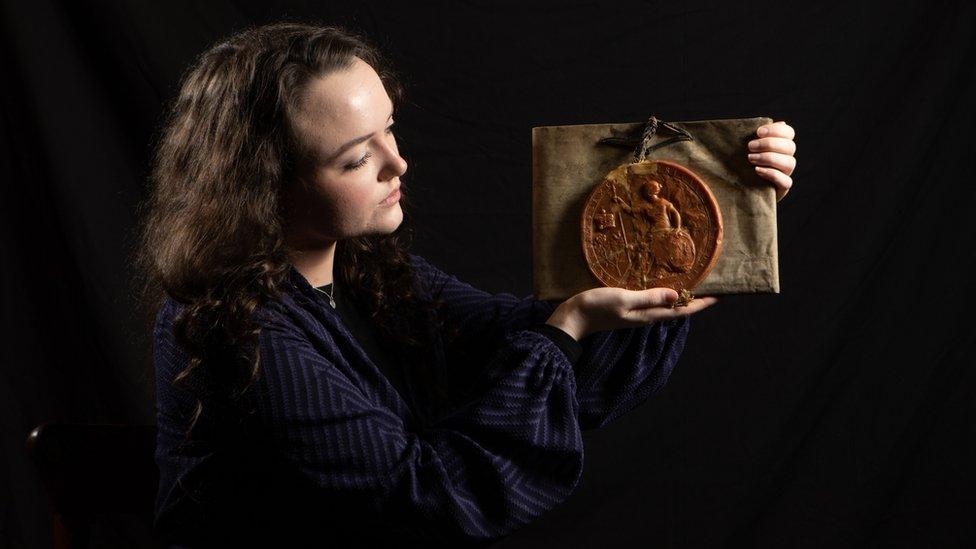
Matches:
[312,282,336,309]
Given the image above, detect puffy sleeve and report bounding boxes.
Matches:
[572,316,689,430]
[408,253,691,431]
[407,254,559,368]
[246,301,586,544]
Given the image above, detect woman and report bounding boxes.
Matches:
[134,21,796,547]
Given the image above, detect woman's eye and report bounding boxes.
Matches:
[344,151,372,171]
[342,124,395,172]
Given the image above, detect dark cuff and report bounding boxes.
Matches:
[525,323,583,366]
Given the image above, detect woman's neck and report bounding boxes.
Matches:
[289,240,337,287]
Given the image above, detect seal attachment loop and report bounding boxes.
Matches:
[596,115,695,163]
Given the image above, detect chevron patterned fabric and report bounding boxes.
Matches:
[152,254,690,546]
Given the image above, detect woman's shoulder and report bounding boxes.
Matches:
[151,289,312,390]
[406,252,453,299]
[406,252,447,275]
[153,294,184,340]
[152,288,302,340]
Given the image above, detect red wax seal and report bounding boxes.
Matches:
[580,160,723,291]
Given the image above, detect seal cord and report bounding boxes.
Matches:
[596,116,695,162]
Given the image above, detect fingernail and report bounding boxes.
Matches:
[748,140,760,151]
[758,127,769,136]
[748,153,760,162]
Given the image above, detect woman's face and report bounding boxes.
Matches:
[282,56,407,246]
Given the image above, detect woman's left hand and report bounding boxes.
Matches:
[748,120,797,201]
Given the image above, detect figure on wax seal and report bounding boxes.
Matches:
[610,175,697,285]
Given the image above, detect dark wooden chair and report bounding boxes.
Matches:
[26,422,159,548]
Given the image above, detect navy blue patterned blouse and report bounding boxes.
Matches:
[152,253,690,547]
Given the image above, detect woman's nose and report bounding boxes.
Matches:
[389,153,408,179]
[378,140,407,180]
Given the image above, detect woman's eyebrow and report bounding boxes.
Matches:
[326,108,395,163]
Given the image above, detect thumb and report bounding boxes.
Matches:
[636,288,679,308]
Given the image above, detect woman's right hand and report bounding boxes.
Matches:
[545,287,718,341]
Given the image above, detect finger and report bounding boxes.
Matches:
[757,121,795,140]
[640,295,719,323]
[748,136,796,156]
[755,166,792,201]
[632,287,679,308]
[747,151,796,175]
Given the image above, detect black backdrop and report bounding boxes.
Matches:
[3,1,974,547]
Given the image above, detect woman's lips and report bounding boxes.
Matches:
[379,187,401,206]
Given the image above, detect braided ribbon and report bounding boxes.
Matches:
[596,115,695,163]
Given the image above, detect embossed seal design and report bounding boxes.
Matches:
[580,160,723,291]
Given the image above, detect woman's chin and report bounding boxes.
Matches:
[375,203,403,233]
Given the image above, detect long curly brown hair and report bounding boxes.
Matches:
[130,21,456,441]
